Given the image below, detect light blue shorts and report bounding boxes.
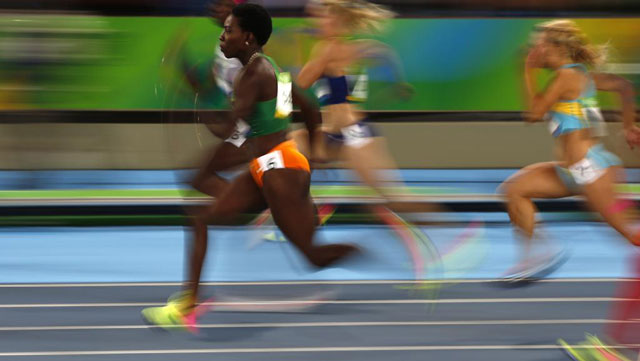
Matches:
[554,143,621,193]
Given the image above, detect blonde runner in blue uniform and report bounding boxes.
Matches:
[291,0,405,201]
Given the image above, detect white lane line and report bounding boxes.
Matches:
[0,278,631,288]
[0,302,162,308]
[2,344,640,357]
[0,319,637,332]
[0,297,629,309]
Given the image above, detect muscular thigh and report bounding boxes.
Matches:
[582,165,621,201]
[261,169,311,207]
[203,141,251,174]
[201,171,267,223]
[504,161,574,199]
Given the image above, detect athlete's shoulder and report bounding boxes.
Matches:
[240,56,275,87]
[555,66,584,79]
[551,67,584,88]
[310,39,340,61]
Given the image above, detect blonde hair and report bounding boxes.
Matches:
[317,0,395,34]
[536,19,608,68]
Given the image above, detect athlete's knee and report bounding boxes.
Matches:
[190,169,206,190]
[192,173,229,198]
[190,177,204,193]
[191,171,221,189]
[305,253,330,268]
[501,180,526,203]
[292,245,321,268]
[629,231,640,247]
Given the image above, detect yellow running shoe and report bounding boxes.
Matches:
[558,338,596,361]
[559,334,632,361]
[585,334,631,361]
[141,291,194,331]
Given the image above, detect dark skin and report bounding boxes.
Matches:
[208,0,235,27]
[188,0,248,198]
[189,141,250,198]
[178,0,233,93]
[181,0,235,92]
[185,14,357,307]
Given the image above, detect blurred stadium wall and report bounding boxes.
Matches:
[0,8,637,169]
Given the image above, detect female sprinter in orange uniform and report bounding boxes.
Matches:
[142,3,357,329]
[502,20,640,282]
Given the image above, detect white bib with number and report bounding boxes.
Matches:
[257,150,285,172]
[544,113,559,135]
[568,157,605,185]
[275,72,292,119]
[547,119,559,135]
[349,73,368,102]
[582,106,607,137]
[224,119,250,147]
[342,123,373,148]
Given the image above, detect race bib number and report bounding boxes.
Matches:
[349,73,368,102]
[582,106,604,123]
[341,123,373,148]
[583,106,607,137]
[275,72,292,118]
[546,112,559,135]
[224,119,249,147]
[568,157,605,185]
[313,78,330,100]
[214,47,242,97]
[257,150,285,172]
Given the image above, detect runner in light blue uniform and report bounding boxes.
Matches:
[501,20,640,288]
[547,63,621,192]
